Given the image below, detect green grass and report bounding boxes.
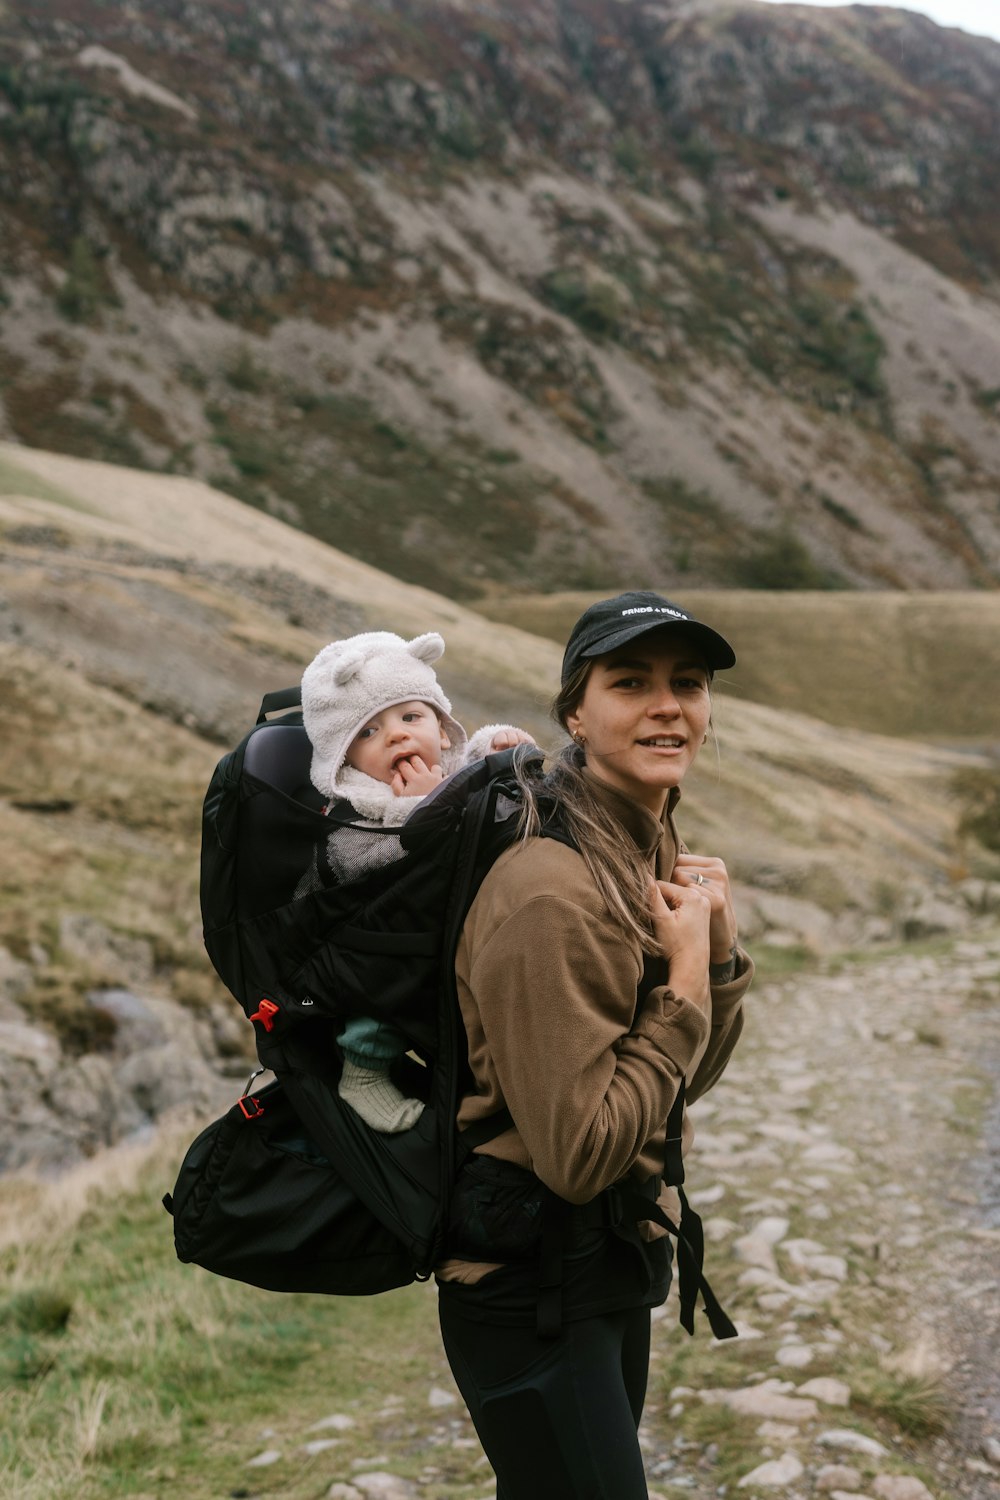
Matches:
[207,383,616,597]
[0,454,89,512]
[745,943,820,981]
[847,1359,949,1438]
[0,1137,467,1500]
[0,645,229,1037]
[731,525,847,590]
[953,765,1000,854]
[208,390,554,600]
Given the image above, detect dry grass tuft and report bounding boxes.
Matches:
[849,1337,951,1437]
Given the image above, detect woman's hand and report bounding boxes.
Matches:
[671,854,738,969]
[650,879,712,1010]
[391,755,446,798]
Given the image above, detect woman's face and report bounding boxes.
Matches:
[564,633,712,814]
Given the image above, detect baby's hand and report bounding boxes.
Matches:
[489,728,536,752]
[391,755,446,798]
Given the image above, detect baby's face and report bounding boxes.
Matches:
[345,700,450,785]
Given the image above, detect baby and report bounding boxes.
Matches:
[301,630,533,1132]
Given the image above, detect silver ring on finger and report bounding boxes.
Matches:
[695,872,707,886]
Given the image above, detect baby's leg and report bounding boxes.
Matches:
[337,1017,424,1133]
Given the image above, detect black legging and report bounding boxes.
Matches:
[439,1298,652,1500]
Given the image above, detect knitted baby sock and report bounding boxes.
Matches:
[338,1059,425,1133]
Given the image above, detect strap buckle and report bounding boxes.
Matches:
[236,1068,268,1121]
[249,997,280,1032]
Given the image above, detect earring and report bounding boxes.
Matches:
[573,730,586,746]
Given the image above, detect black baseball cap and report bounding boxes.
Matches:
[561,591,736,685]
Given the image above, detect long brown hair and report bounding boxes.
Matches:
[514,661,662,954]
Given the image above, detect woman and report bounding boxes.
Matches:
[436,590,754,1500]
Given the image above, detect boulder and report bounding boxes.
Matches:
[116,1041,230,1118]
[59,914,155,987]
[0,945,32,1015]
[86,988,171,1054]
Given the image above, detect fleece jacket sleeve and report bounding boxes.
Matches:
[687,952,753,1104]
[464,892,711,1204]
[463,724,534,762]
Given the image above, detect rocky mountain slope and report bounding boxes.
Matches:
[2,440,999,1175]
[1,0,999,599]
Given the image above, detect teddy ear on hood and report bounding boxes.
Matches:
[332,644,367,687]
[407,632,445,665]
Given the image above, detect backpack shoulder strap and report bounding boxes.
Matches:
[459,1106,515,1152]
[257,686,302,724]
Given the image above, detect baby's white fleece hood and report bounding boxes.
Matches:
[301,631,467,806]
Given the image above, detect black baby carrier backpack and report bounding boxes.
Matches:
[164,685,537,1296]
[165,687,736,1339]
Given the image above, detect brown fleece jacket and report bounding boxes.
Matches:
[437,773,752,1281]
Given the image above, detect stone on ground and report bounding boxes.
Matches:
[818,1429,889,1457]
[872,1476,936,1500]
[798,1377,851,1406]
[352,1474,419,1499]
[738,1452,805,1486]
[701,1382,819,1423]
[246,1448,282,1467]
[816,1466,863,1492]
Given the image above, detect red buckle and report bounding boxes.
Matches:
[238,1094,264,1120]
[249,997,280,1032]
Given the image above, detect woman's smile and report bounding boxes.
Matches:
[637,734,686,750]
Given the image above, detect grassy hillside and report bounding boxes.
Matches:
[472,588,1000,744]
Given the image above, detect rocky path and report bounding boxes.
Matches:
[233,931,1000,1500]
[637,931,1000,1500]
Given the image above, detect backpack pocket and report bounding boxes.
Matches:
[448,1154,547,1262]
[165,1079,415,1296]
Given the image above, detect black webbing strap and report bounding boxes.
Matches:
[616,1182,737,1340]
[256,686,302,724]
[663,1079,686,1189]
[454,1111,734,1339]
[536,1191,573,1339]
[532,1070,684,1342]
[533,1176,735,1342]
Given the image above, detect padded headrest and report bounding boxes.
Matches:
[244,724,318,802]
